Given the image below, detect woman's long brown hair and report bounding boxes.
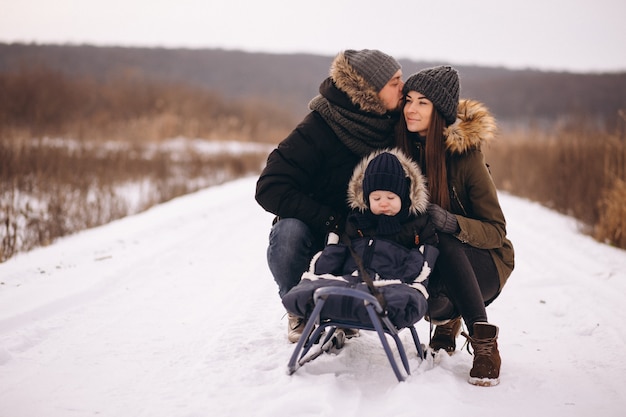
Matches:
[396,99,451,210]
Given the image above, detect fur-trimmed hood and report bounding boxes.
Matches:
[444,99,497,154]
[347,148,429,216]
[330,52,389,115]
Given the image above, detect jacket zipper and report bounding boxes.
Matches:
[451,186,468,216]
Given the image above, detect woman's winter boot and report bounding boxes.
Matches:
[429,316,462,354]
[462,322,501,386]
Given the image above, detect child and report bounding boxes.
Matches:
[282,149,439,333]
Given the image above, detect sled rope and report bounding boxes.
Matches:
[341,235,388,315]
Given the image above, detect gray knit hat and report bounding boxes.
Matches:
[343,49,401,92]
[402,65,460,125]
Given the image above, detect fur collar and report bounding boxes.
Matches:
[330,52,388,115]
[444,99,497,154]
[347,148,429,216]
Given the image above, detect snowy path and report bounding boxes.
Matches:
[1,177,625,417]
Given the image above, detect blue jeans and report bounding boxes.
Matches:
[267,218,321,299]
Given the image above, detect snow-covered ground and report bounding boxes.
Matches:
[1,176,625,417]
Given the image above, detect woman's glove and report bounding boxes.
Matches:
[427,203,459,234]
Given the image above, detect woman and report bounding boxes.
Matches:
[396,65,514,387]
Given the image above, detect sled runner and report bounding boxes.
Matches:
[286,286,426,382]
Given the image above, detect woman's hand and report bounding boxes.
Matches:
[427,203,459,234]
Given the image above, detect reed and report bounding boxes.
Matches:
[485,115,626,249]
[1,68,624,261]
[0,137,270,261]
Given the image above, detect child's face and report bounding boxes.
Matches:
[369,190,402,216]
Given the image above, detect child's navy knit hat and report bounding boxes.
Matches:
[363,152,408,203]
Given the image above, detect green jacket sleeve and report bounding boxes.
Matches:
[451,150,508,250]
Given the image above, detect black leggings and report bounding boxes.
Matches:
[427,233,501,334]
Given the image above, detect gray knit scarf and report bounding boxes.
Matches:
[309,95,397,157]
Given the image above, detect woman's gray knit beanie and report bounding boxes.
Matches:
[403,65,460,126]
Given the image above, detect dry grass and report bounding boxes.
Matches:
[0,137,270,261]
[1,67,625,261]
[595,178,626,248]
[486,116,626,249]
[0,68,289,261]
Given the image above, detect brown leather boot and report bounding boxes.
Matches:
[429,317,462,354]
[462,322,501,386]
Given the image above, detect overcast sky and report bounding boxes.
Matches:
[1,0,624,73]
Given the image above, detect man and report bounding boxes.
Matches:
[255,49,404,342]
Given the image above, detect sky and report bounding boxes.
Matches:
[1,0,625,73]
[1,162,626,415]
